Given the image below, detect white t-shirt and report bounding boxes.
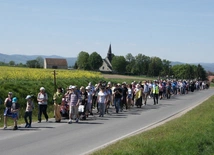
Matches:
[98,91,107,103]
[37,93,48,105]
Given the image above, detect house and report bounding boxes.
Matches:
[99,44,113,73]
[44,58,68,69]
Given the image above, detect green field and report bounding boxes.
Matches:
[91,95,214,155]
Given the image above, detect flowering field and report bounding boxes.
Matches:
[0,66,101,81]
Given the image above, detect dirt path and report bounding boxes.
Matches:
[102,74,151,80]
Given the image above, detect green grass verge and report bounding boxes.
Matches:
[91,95,214,155]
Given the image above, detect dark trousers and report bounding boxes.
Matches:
[121,96,128,110]
[38,105,48,121]
[24,111,32,125]
[114,98,121,113]
[153,93,159,104]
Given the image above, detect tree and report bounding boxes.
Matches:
[125,53,135,73]
[147,57,162,76]
[160,59,171,77]
[88,52,103,70]
[111,56,127,74]
[36,56,44,68]
[77,51,90,70]
[125,53,135,62]
[197,64,207,80]
[73,62,78,69]
[26,60,40,68]
[9,61,15,66]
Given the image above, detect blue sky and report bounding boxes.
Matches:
[0,0,214,63]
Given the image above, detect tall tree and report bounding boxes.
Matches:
[197,64,207,80]
[125,53,135,62]
[111,56,127,74]
[36,56,44,68]
[88,52,103,70]
[160,59,171,77]
[77,51,90,70]
[147,57,162,76]
[125,53,135,73]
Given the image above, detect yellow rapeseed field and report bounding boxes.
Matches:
[0,66,101,81]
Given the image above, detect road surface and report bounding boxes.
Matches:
[0,89,213,155]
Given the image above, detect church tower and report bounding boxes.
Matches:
[107,44,112,63]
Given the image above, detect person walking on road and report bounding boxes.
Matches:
[24,95,34,128]
[11,97,20,130]
[152,81,159,105]
[37,87,49,123]
[3,92,13,129]
[142,81,149,105]
[53,87,64,122]
[114,83,123,113]
[97,85,108,117]
[68,85,81,124]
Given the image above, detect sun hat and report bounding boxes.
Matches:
[12,97,17,103]
[40,87,45,91]
[25,95,31,100]
[72,85,76,89]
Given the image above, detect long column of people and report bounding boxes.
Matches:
[3,79,210,129]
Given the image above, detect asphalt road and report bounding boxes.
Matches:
[0,89,214,155]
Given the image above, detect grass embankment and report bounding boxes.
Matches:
[92,95,214,155]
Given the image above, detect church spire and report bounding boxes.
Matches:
[107,43,112,63]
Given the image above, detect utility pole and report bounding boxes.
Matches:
[53,70,57,92]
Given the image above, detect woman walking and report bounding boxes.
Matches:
[97,86,108,117]
[37,87,49,123]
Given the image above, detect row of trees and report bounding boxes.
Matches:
[0,57,44,68]
[76,51,208,80]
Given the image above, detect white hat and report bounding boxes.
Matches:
[25,95,31,100]
[71,85,76,89]
[40,87,45,90]
[86,86,90,90]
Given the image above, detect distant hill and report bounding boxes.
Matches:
[0,53,77,67]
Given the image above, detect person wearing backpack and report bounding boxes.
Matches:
[37,87,49,123]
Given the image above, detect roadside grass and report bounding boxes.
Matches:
[92,95,214,155]
[210,82,214,87]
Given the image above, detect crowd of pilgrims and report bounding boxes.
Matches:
[3,79,210,130]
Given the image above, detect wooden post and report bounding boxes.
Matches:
[53,70,57,92]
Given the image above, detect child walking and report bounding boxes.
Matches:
[11,97,20,130]
[24,95,34,128]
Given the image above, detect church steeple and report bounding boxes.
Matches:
[107,44,112,63]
